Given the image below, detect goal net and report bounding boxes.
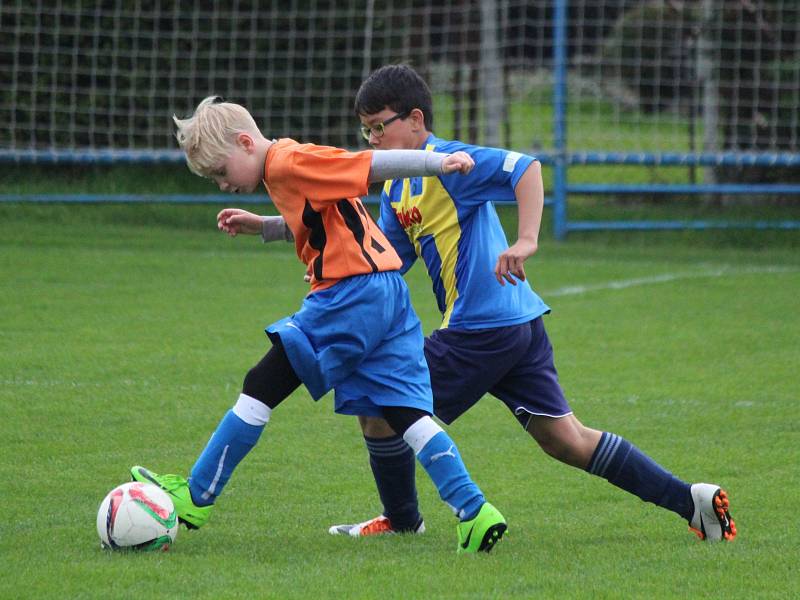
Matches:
[2,0,798,164]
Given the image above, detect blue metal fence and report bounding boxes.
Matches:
[2,0,798,239]
[549,0,800,239]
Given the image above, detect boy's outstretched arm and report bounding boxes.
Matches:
[494,160,543,286]
[217,208,293,242]
[367,150,474,182]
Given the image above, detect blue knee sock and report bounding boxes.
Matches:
[587,432,693,520]
[188,395,270,506]
[404,417,485,521]
[365,435,421,530]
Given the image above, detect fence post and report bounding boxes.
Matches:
[698,0,718,184]
[362,0,375,79]
[553,0,569,240]
[480,0,502,147]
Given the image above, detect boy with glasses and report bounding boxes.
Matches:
[325,64,736,543]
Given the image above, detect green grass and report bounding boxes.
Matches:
[1,205,799,599]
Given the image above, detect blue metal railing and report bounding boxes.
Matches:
[549,0,800,239]
[0,192,554,208]
[4,149,800,168]
[0,149,186,165]
[3,0,798,238]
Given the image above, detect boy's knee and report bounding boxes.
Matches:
[382,406,430,437]
[359,416,398,438]
[533,431,571,462]
[240,341,301,409]
[242,366,265,400]
[527,419,594,468]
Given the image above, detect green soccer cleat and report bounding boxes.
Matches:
[130,466,213,530]
[456,502,507,554]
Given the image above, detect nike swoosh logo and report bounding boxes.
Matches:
[135,468,159,486]
[460,525,473,549]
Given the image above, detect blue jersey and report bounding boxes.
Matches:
[378,134,550,330]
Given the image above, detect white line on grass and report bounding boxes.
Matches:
[543,265,797,297]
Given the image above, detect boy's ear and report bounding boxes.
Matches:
[410,108,426,131]
[236,132,255,151]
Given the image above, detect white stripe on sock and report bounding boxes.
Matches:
[595,434,621,476]
[232,393,271,426]
[402,416,442,455]
[201,444,229,501]
[591,435,610,475]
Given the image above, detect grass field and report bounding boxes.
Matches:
[1,204,798,599]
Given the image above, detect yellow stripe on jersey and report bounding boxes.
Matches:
[391,154,462,327]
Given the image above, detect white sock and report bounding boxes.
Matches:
[402,416,443,455]
[232,393,271,426]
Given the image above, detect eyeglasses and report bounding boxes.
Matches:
[360,111,410,141]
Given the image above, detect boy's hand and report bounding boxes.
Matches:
[494,238,538,286]
[441,151,475,175]
[217,208,263,237]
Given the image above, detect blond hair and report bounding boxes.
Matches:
[173,96,261,177]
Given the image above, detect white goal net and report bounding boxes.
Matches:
[2,0,798,162]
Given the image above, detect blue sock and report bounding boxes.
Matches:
[188,408,265,506]
[405,418,485,521]
[587,432,693,520]
[365,435,421,530]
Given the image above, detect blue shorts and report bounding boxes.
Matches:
[424,317,572,426]
[266,271,432,417]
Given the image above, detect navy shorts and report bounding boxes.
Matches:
[424,317,572,426]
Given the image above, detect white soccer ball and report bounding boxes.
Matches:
[97,482,178,551]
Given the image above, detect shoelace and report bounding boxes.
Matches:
[148,473,186,492]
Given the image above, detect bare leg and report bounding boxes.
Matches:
[525,413,601,469]
[527,413,693,521]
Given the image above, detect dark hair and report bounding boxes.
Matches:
[354,64,434,131]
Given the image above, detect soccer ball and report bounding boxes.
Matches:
[97,482,178,551]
